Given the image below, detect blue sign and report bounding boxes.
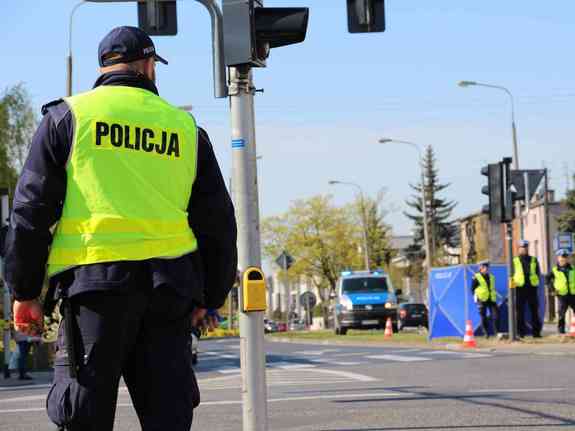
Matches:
[553,233,574,253]
[232,138,246,149]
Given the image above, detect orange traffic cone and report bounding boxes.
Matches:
[462,320,477,348]
[384,317,393,338]
[568,315,575,338]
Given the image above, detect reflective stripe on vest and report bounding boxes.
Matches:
[475,273,497,302]
[552,267,575,296]
[512,256,540,287]
[47,85,198,276]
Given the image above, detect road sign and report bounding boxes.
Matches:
[510,170,545,202]
[300,291,317,309]
[275,251,295,271]
[553,233,574,253]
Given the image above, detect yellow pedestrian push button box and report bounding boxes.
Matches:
[242,267,267,312]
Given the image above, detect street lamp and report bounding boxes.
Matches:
[457,80,519,170]
[458,80,523,236]
[329,180,370,271]
[378,138,433,273]
[67,1,87,97]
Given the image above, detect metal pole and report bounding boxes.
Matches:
[543,169,555,321]
[506,222,518,340]
[421,167,433,275]
[229,65,267,431]
[195,0,228,98]
[2,193,11,378]
[359,192,370,271]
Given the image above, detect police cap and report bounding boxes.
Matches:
[99,26,168,67]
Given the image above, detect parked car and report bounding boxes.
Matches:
[397,303,428,331]
[264,318,278,333]
[289,319,306,331]
[276,322,288,332]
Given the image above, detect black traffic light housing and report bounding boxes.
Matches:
[481,158,513,223]
[138,0,178,36]
[347,0,385,33]
[223,0,309,67]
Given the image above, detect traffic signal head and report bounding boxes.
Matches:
[138,0,178,36]
[347,0,385,33]
[481,163,504,222]
[223,0,309,67]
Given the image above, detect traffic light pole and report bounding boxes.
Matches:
[506,222,518,341]
[229,65,268,431]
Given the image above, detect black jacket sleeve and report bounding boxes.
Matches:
[3,101,71,301]
[188,128,237,309]
[471,276,479,293]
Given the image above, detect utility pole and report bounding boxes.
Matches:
[1,191,11,378]
[543,169,555,321]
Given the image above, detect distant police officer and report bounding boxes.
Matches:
[3,26,237,431]
[471,261,499,337]
[548,249,575,334]
[512,240,542,338]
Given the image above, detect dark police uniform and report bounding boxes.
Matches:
[548,262,575,334]
[513,254,542,337]
[3,27,237,431]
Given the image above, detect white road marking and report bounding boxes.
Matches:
[469,388,566,394]
[0,384,51,392]
[0,394,46,403]
[330,352,372,357]
[289,349,340,356]
[0,391,409,414]
[217,367,242,374]
[367,354,432,362]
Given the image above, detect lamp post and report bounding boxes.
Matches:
[457,81,519,170]
[67,1,87,97]
[378,138,433,273]
[458,80,524,238]
[328,180,370,271]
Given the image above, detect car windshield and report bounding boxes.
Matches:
[342,277,388,293]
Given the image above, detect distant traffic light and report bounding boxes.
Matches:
[347,0,385,33]
[481,163,504,222]
[138,0,178,35]
[223,0,309,67]
[481,158,513,223]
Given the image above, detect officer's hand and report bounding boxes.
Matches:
[13,300,44,336]
[191,308,207,327]
[204,314,219,332]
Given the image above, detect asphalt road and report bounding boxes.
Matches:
[1,337,574,430]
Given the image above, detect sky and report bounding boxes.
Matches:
[1,1,574,236]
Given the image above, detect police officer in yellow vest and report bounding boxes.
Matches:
[513,240,542,338]
[471,261,499,337]
[548,249,575,334]
[3,27,237,431]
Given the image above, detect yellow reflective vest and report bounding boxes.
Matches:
[512,256,540,288]
[474,273,497,303]
[47,85,198,276]
[552,266,575,296]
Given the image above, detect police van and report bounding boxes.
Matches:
[333,270,398,335]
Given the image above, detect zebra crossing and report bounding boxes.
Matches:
[195,341,495,376]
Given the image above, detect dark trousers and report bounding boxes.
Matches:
[516,288,542,336]
[557,295,575,334]
[478,301,499,336]
[47,287,199,431]
[16,341,30,377]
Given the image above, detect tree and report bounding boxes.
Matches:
[405,145,458,266]
[347,189,395,269]
[263,195,364,322]
[558,175,575,232]
[0,84,37,193]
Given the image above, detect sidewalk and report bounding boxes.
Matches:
[0,371,53,389]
